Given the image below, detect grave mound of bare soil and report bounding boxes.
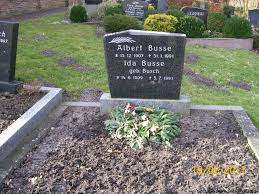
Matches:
[0,89,44,134]
[183,67,217,87]
[184,53,199,64]
[1,106,258,193]
[229,80,251,91]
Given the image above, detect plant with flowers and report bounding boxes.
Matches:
[105,103,181,149]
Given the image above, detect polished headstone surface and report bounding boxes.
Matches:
[0,21,19,82]
[249,9,259,26]
[123,0,148,19]
[104,30,186,99]
[181,6,208,24]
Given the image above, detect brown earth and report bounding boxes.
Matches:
[0,89,44,134]
[229,80,252,91]
[183,67,217,87]
[1,90,258,193]
[184,53,199,64]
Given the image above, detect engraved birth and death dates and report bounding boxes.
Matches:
[114,43,176,81]
[0,31,8,43]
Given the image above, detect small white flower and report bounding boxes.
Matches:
[150,125,158,133]
[132,110,136,116]
[141,115,147,121]
[142,120,150,127]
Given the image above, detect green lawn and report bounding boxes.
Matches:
[16,13,259,128]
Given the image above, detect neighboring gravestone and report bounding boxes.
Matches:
[181,6,208,24]
[123,0,148,20]
[157,0,168,12]
[249,9,259,26]
[0,21,21,92]
[104,30,186,99]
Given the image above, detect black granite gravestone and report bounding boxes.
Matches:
[0,21,20,92]
[123,0,148,20]
[181,6,208,24]
[104,30,186,99]
[249,9,259,27]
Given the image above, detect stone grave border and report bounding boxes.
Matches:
[100,93,191,116]
[0,101,258,185]
[0,86,63,161]
[187,38,254,50]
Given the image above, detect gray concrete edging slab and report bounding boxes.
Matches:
[187,38,254,50]
[100,93,191,116]
[191,104,244,111]
[0,86,63,161]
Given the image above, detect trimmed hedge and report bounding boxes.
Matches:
[70,5,88,23]
[223,16,253,38]
[202,30,223,38]
[144,14,178,32]
[177,16,205,38]
[223,4,235,18]
[104,4,123,16]
[166,8,185,20]
[207,12,227,33]
[104,14,142,33]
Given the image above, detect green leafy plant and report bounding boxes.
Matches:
[105,104,181,149]
[166,8,185,20]
[144,14,178,32]
[223,16,253,38]
[177,16,205,38]
[103,14,142,33]
[207,12,227,33]
[223,4,235,18]
[202,30,223,38]
[104,4,123,16]
[69,5,88,23]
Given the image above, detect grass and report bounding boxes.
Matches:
[16,13,259,129]
[17,13,107,94]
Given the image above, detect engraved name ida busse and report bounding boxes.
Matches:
[108,36,175,78]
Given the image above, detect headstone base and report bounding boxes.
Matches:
[100,93,191,116]
[0,81,22,93]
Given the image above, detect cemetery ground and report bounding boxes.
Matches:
[1,13,259,193]
[15,13,259,129]
[0,89,43,134]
